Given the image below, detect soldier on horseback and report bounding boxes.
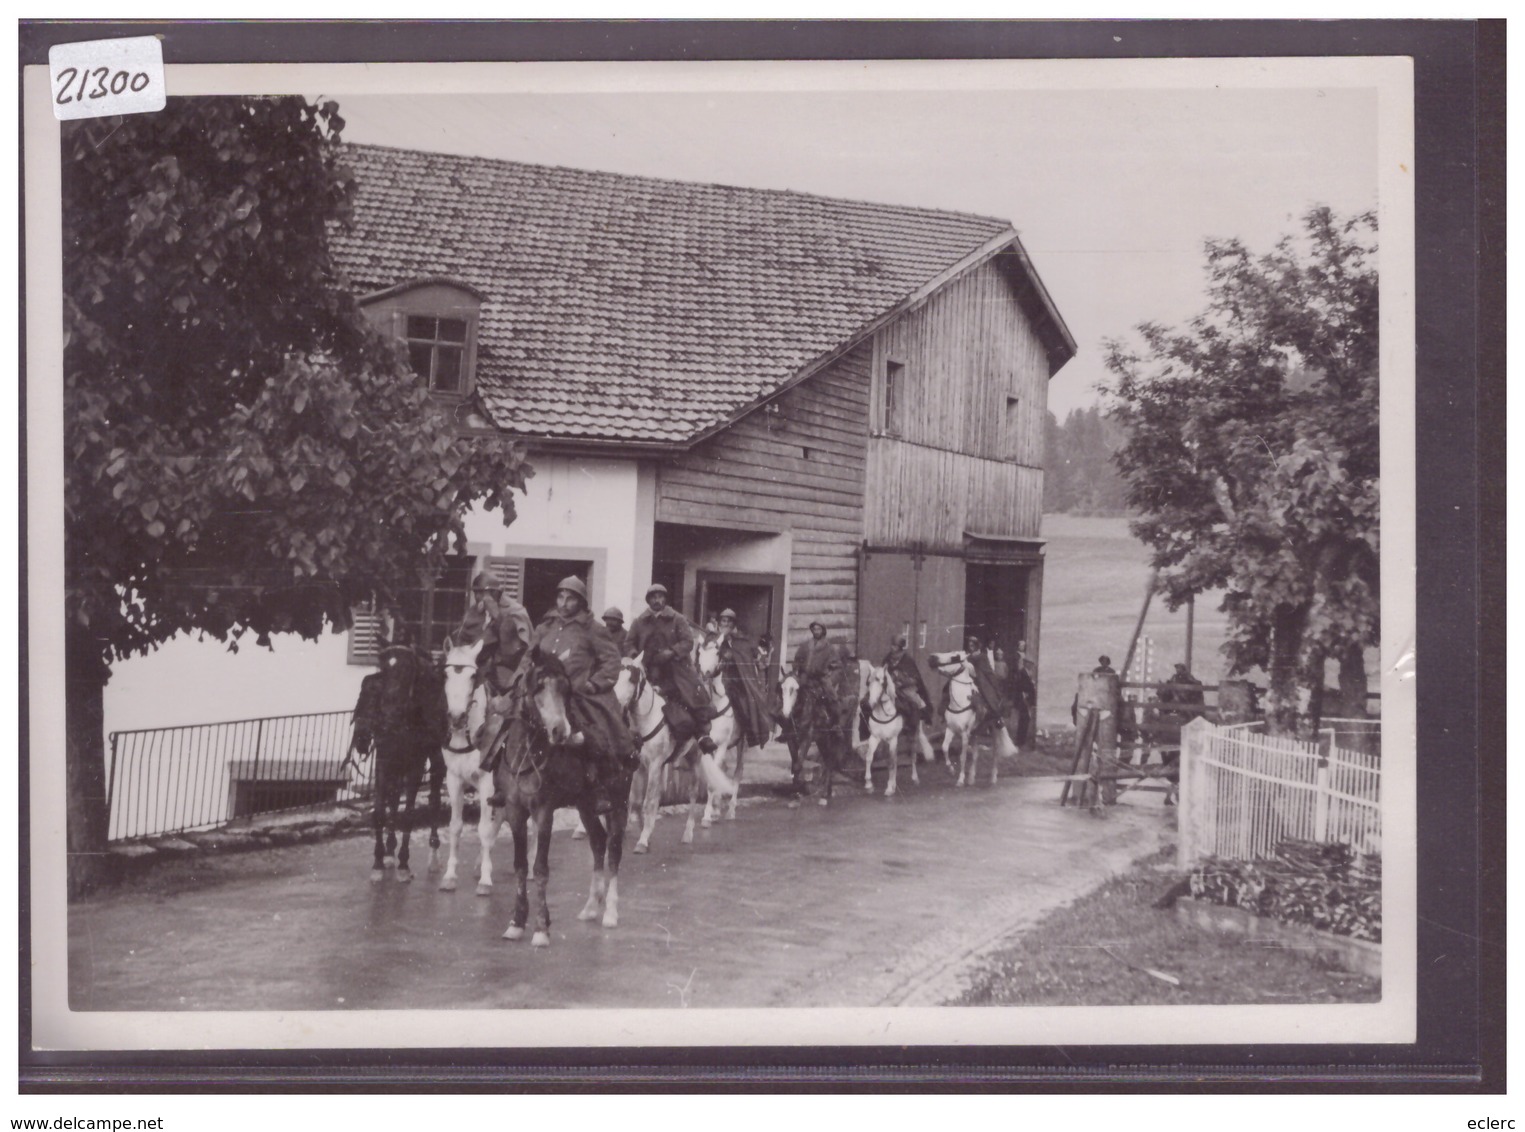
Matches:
[938,633,1009,731]
[455,574,534,802]
[520,576,640,815]
[623,583,718,755]
[458,572,533,694]
[882,633,933,726]
[793,621,847,729]
[712,609,773,750]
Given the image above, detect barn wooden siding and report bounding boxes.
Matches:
[865,443,1043,549]
[656,342,871,652]
[865,252,1050,551]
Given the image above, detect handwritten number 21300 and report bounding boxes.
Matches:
[54,66,151,105]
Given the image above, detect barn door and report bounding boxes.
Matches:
[856,550,920,666]
[916,555,966,660]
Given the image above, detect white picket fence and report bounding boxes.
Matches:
[1177,717,1381,868]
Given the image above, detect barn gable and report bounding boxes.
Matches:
[331,143,1073,449]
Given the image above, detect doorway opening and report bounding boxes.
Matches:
[522,557,593,622]
[696,570,786,680]
[964,563,1029,656]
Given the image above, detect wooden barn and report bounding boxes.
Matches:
[328,142,1074,687]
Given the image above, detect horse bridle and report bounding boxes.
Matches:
[442,661,481,754]
[497,661,569,782]
[942,660,979,717]
[619,659,668,748]
[700,659,731,715]
[867,672,900,724]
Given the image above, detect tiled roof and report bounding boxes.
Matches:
[332,144,1027,445]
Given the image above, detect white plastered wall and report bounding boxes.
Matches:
[105,453,645,736]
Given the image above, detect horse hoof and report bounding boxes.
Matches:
[602,912,618,929]
[681,830,694,845]
[787,800,800,810]
[701,818,712,829]
[531,931,551,948]
[396,868,413,883]
[503,925,525,941]
[370,869,386,884]
[955,779,966,788]
[884,788,896,798]
[818,797,829,807]
[577,904,600,922]
[382,856,397,869]
[439,877,457,892]
[633,842,649,854]
[476,883,493,897]
[864,784,874,794]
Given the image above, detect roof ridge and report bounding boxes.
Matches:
[341,140,1014,231]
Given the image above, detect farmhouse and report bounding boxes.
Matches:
[105,143,1074,731]
[339,142,1075,677]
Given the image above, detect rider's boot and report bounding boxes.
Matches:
[689,700,719,754]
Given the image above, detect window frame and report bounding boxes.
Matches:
[879,356,906,438]
[357,279,484,402]
[404,313,472,395]
[1002,392,1023,461]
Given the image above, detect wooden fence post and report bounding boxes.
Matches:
[1076,671,1120,806]
[1313,731,1332,843]
[1177,716,1213,870]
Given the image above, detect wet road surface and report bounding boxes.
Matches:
[70,758,1169,1011]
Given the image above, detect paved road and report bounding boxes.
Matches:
[70,754,1170,1011]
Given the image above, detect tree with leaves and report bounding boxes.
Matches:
[62,97,532,893]
[1103,207,1378,735]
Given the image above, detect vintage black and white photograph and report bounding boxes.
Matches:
[26,52,1417,1051]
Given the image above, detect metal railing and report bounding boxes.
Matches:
[1177,718,1381,868]
[107,710,373,841]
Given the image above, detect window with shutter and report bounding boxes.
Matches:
[347,607,383,666]
[487,556,525,603]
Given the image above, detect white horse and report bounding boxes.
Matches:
[929,651,1019,787]
[438,638,506,894]
[858,665,922,796]
[695,634,748,824]
[613,652,737,852]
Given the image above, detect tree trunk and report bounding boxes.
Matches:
[1336,642,1370,719]
[1297,646,1326,742]
[1265,606,1304,737]
[66,624,112,897]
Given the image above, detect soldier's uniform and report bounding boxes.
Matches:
[624,585,714,748]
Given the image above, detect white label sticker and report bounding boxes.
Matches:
[49,36,166,121]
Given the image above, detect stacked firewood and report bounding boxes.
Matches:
[1187,839,1382,942]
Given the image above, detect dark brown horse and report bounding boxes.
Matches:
[493,651,632,946]
[351,644,447,882]
[777,666,860,807]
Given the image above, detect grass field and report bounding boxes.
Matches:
[1034,514,1230,727]
[952,848,1382,1007]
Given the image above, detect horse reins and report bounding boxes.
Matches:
[943,665,979,716]
[702,668,731,716]
[621,662,669,750]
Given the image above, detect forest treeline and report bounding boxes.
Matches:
[1042,405,1129,515]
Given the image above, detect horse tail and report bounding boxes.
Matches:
[696,750,737,799]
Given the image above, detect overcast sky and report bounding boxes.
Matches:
[338,82,1378,419]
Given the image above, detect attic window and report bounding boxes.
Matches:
[407,315,468,393]
[356,279,483,401]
